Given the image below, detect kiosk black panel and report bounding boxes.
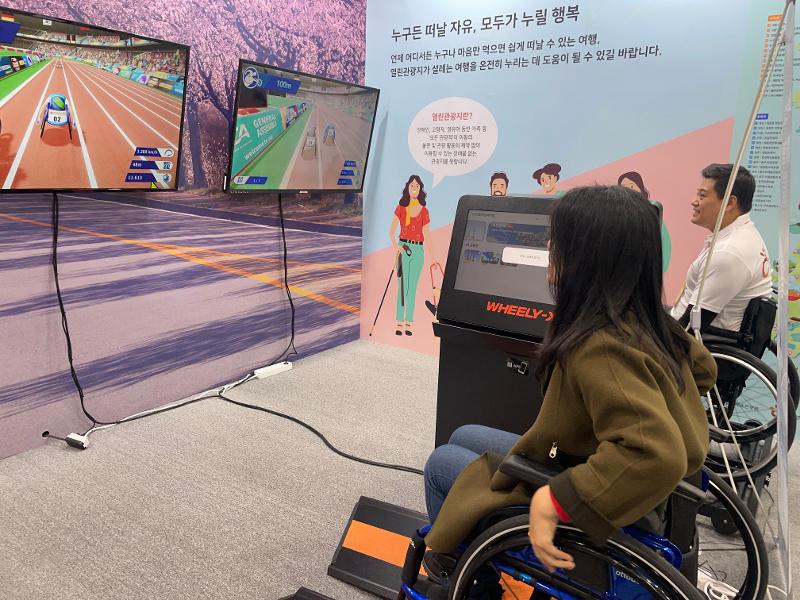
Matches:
[434,195,555,446]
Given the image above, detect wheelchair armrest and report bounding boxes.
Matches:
[501,455,710,504]
[699,326,739,346]
[498,454,565,487]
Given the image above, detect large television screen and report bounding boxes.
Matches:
[226,60,379,193]
[0,7,189,191]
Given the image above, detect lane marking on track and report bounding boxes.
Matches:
[90,71,182,115]
[0,59,51,111]
[2,64,56,189]
[325,103,368,168]
[61,195,360,238]
[64,63,163,184]
[280,108,312,188]
[315,108,324,188]
[68,62,177,149]
[154,243,361,274]
[78,67,180,129]
[64,62,136,149]
[62,60,98,188]
[0,210,360,315]
[85,63,183,114]
[317,104,348,179]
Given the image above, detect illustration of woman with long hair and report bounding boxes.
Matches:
[389,174,438,336]
[618,171,649,198]
[617,170,671,272]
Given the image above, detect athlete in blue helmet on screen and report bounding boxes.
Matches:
[38,93,73,139]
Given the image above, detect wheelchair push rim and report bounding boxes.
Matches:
[447,515,706,600]
[705,344,796,443]
[695,468,769,600]
[704,344,796,483]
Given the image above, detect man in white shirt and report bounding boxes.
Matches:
[672,163,772,333]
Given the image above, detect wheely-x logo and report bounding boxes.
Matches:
[486,301,553,321]
[243,66,262,89]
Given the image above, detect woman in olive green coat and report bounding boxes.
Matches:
[423,185,717,575]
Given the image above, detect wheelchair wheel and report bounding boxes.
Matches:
[447,514,705,600]
[762,339,799,443]
[704,344,796,483]
[696,468,768,600]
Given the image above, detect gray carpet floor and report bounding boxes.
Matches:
[0,340,797,599]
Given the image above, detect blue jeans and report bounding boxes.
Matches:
[424,425,520,523]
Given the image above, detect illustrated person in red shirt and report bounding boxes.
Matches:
[389,174,438,336]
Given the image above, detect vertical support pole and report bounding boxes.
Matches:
[776,1,795,596]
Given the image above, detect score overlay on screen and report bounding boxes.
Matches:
[0,8,188,191]
[228,61,379,192]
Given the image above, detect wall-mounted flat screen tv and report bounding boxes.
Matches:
[0,7,189,191]
[226,59,379,193]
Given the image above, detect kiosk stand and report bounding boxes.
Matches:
[433,195,555,446]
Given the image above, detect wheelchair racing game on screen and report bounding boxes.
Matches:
[0,9,188,191]
[227,61,379,192]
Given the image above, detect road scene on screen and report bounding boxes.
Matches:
[229,64,378,192]
[0,10,187,190]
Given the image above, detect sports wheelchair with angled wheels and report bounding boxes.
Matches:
[697,297,797,535]
[398,454,768,600]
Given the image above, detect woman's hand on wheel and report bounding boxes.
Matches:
[529,485,575,572]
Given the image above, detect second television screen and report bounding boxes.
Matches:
[228,61,379,192]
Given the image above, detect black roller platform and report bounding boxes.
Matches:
[328,496,428,599]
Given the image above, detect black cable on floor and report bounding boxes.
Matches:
[217,391,424,476]
[275,192,298,362]
[54,189,299,431]
[51,192,414,478]
[51,192,110,426]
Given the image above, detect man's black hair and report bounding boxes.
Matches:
[701,163,756,213]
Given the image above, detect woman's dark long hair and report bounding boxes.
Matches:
[536,185,690,390]
[399,174,427,207]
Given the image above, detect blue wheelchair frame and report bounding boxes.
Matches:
[399,465,711,600]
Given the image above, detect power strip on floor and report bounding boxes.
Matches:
[253,361,293,379]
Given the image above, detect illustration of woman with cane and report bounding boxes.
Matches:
[387,174,439,337]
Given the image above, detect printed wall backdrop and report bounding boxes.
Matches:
[362,0,800,356]
[0,0,366,458]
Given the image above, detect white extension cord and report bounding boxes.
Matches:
[253,361,293,379]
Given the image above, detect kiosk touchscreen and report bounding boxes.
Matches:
[438,194,555,341]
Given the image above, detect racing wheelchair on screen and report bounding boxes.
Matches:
[398,455,768,600]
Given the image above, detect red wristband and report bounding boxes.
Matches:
[550,488,571,523]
